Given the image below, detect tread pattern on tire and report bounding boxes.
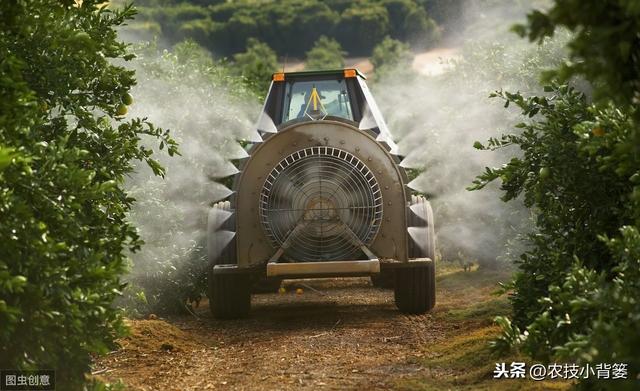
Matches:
[211,272,250,319]
[394,195,436,313]
[371,270,394,289]
[394,262,434,314]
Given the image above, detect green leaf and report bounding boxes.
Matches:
[0,147,19,172]
[509,23,527,37]
[97,180,118,193]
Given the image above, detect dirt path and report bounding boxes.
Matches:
[94,268,509,390]
[411,48,459,76]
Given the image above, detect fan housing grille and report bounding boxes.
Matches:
[260,147,383,261]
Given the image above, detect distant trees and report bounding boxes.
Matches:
[305,36,346,71]
[126,0,442,57]
[335,5,391,55]
[233,38,279,96]
[371,37,413,74]
[404,6,440,48]
[382,0,417,37]
[383,0,440,47]
[421,0,466,28]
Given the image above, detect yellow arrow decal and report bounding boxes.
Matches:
[310,87,320,111]
[303,86,328,120]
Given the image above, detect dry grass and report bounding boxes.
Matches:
[394,262,573,391]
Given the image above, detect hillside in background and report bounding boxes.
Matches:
[114,0,463,56]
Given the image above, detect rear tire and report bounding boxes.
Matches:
[394,195,436,313]
[394,261,435,314]
[371,270,394,289]
[210,273,251,319]
[207,201,251,319]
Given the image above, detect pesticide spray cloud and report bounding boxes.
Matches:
[373,0,567,266]
[120,42,262,312]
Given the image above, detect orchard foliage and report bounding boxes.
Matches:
[512,0,640,107]
[473,87,640,391]
[472,85,638,319]
[472,1,640,387]
[0,0,175,388]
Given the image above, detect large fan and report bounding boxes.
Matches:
[260,146,383,261]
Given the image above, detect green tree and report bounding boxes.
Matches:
[233,38,279,96]
[473,85,639,389]
[305,36,346,71]
[404,6,440,48]
[470,0,640,387]
[471,85,637,320]
[277,2,339,57]
[371,36,413,74]
[177,18,216,44]
[336,5,391,55]
[513,0,640,108]
[222,13,259,56]
[381,0,417,38]
[421,0,465,26]
[0,1,176,388]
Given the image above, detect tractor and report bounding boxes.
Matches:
[207,69,436,318]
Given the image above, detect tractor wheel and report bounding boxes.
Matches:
[210,273,251,319]
[371,270,394,289]
[394,195,436,313]
[207,201,251,318]
[394,262,435,314]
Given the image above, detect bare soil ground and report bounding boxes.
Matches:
[411,47,459,76]
[93,265,569,390]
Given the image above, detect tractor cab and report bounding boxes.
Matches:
[258,69,397,152]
